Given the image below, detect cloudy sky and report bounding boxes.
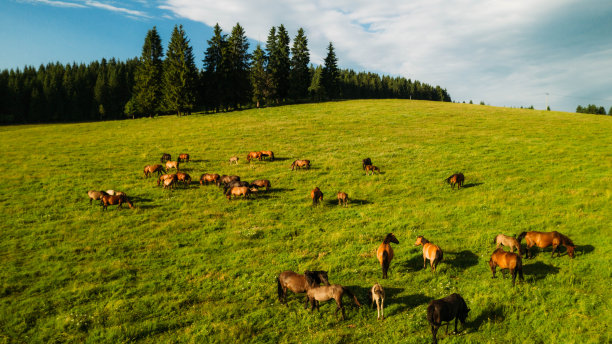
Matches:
[2,0,611,112]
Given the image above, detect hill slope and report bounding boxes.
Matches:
[1,100,611,343]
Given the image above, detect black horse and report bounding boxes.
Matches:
[427,293,470,344]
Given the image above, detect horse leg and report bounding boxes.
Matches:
[432,325,439,344]
[454,317,459,333]
[423,256,427,270]
[551,245,557,258]
[304,295,309,309]
[445,321,450,335]
[511,269,516,286]
[381,298,384,320]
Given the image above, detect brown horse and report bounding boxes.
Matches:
[445,173,464,189]
[291,159,310,170]
[377,233,399,279]
[517,231,575,259]
[371,283,385,320]
[87,190,108,204]
[277,270,330,307]
[365,165,380,175]
[157,173,178,186]
[178,153,190,163]
[199,173,220,185]
[160,153,171,163]
[307,284,361,320]
[163,177,176,190]
[176,172,191,185]
[427,293,470,344]
[489,248,524,286]
[260,150,275,161]
[311,187,323,206]
[101,194,133,210]
[337,192,349,207]
[246,151,262,162]
[229,156,239,164]
[362,158,372,170]
[226,186,252,200]
[415,236,443,272]
[250,179,271,191]
[144,164,164,178]
[165,160,179,172]
[493,234,521,254]
[217,175,241,187]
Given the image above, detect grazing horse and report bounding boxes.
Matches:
[160,153,171,163]
[101,194,133,210]
[517,231,575,259]
[277,270,330,307]
[311,187,323,206]
[176,172,191,185]
[105,190,125,197]
[415,236,443,272]
[493,234,521,254]
[489,248,524,286]
[371,283,385,320]
[216,175,240,187]
[226,186,252,200]
[362,158,372,170]
[224,180,250,193]
[163,177,176,190]
[157,174,178,186]
[260,150,275,161]
[229,156,239,164]
[377,233,399,279]
[144,164,164,178]
[337,192,349,207]
[427,293,469,344]
[200,173,220,185]
[178,153,190,163]
[291,160,310,170]
[165,160,179,172]
[246,151,262,162]
[87,190,108,204]
[445,173,464,189]
[250,179,271,191]
[307,284,361,320]
[365,165,380,175]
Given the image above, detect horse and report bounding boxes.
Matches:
[365,165,380,175]
[311,187,323,206]
[105,190,125,197]
[493,234,521,254]
[216,175,240,187]
[277,270,330,307]
[176,172,191,185]
[87,190,108,204]
[291,160,310,170]
[371,283,385,320]
[160,153,171,163]
[377,233,399,279]
[200,173,220,185]
[337,192,349,207]
[445,173,464,189]
[165,160,179,172]
[260,150,275,161]
[144,164,164,178]
[223,180,250,193]
[307,284,361,320]
[362,158,372,170]
[101,194,133,210]
[178,153,190,163]
[246,151,262,162]
[226,186,252,200]
[489,248,524,286]
[157,174,178,186]
[250,179,271,191]
[415,236,443,272]
[517,231,575,259]
[229,156,239,164]
[427,293,470,344]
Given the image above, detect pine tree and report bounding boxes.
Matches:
[131,26,163,117]
[250,44,269,108]
[163,25,198,116]
[203,23,228,112]
[274,25,291,102]
[227,23,251,109]
[321,42,339,99]
[289,28,310,100]
[264,27,277,102]
[308,65,325,101]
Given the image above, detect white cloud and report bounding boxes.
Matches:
[22,0,86,8]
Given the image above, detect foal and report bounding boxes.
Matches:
[371,283,385,320]
[307,284,361,320]
[337,192,349,207]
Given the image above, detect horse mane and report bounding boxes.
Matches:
[417,235,430,244]
[555,231,574,246]
[383,233,395,244]
[516,232,527,243]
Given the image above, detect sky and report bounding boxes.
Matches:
[1,0,611,113]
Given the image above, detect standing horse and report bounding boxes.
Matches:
[291,160,310,170]
[277,270,330,307]
[229,156,239,164]
[415,236,443,272]
[200,173,220,185]
[337,192,349,207]
[176,172,191,185]
[371,283,385,320]
[307,284,361,320]
[427,293,469,344]
[158,174,178,186]
[246,151,262,162]
[87,190,108,204]
[165,160,179,172]
[517,231,575,259]
[226,186,252,200]
[365,165,380,175]
[160,153,171,163]
[260,150,275,161]
[250,179,271,191]
[377,233,399,279]
[489,248,524,286]
[144,164,164,178]
[101,194,133,210]
[178,153,190,163]
[445,173,465,189]
[217,175,240,187]
[493,234,521,254]
[311,187,323,206]
[362,158,372,170]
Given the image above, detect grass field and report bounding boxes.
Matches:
[1,100,611,343]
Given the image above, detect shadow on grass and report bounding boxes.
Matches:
[398,254,425,272]
[523,261,560,281]
[523,245,577,259]
[577,244,595,256]
[270,157,292,162]
[461,182,483,188]
[467,305,505,332]
[186,159,207,163]
[323,198,372,207]
[444,250,480,270]
[391,291,433,315]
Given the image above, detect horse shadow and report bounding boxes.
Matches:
[443,250,480,270]
[324,198,371,207]
[461,182,483,188]
[390,291,433,315]
[188,159,207,163]
[466,305,505,332]
[398,254,425,272]
[523,261,560,281]
[271,157,292,162]
[577,244,594,256]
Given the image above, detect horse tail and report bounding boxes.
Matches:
[342,286,361,307]
[382,250,390,278]
[436,249,443,262]
[516,232,527,243]
[426,303,439,325]
[276,277,284,303]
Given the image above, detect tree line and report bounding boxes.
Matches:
[576,104,611,115]
[0,23,451,124]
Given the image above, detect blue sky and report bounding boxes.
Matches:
[2,0,611,113]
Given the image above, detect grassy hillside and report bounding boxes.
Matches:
[1,100,611,343]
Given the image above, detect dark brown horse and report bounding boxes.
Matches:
[250,179,271,191]
[260,150,275,161]
[246,151,262,162]
[291,159,310,170]
[87,190,108,204]
[362,158,372,170]
[178,153,190,163]
[489,248,524,286]
[277,270,330,307]
[199,173,220,185]
[427,293,469,344]
[311,187,323,206]
[445,173,464,189]
[415,236,443,272]
[160,153,171,163]
[377,233,399,279]
[337,192,348,207]
[216,175,240,187]
[307,284,361,320]
[144,164,164,178]
[101,194,133,210]
[365,165,380,175]
[517,231,575,259]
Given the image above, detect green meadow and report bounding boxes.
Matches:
[0,100,611,343]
